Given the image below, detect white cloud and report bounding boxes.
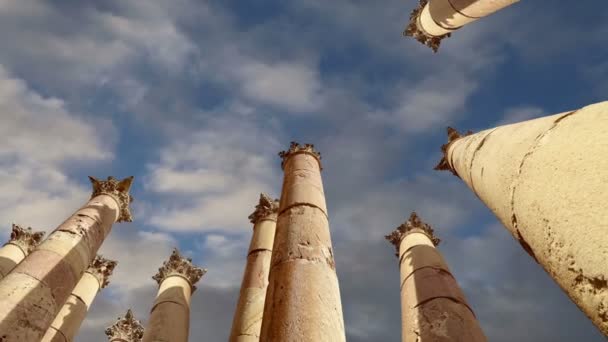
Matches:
[497,106,545,126]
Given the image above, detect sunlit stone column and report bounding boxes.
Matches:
[230,193,279,342]
[41,256,117,342]
[0,224,45,279]
[404,0,519,52]
[435,101,608,335]
[142,249,206,342]
[260,142,346,342]
[386,212,486,341]
[105,309,145,342]
[0,176,133,340]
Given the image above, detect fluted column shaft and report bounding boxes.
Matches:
[260,143,346,341]
[437,101,608,335]
[0,176,132,340]
[142,249,205,342]
[0,225,45,279]
[230,194,278,341]
[42,256,116,342]
[406,0,519,51]
[388,213,485,341]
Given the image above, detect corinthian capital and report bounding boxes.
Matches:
[434,127,473,177]
[89,176,134,223]
[248,193,279,224]
[87,255,118,289]
[7,224,45,255]
[403,0,451,52]
[385,212,440,257]
[105,309,144,342]
[152,249,207,291]
[278,141,322,170]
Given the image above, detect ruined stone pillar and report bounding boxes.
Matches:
[259,142,346,342]
[436,101,608,335]
[41,256,117,342]
[229,193,279,342]
[0,224,45,279]
[405,0,519,51]
[386,212,486,341]
[105,309,145,342]
[142,249,206,342]
[0,176,133,340]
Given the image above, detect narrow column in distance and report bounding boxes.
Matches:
[105,309,145,342]
[0,224,45,279]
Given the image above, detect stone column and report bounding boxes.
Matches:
[0,224,45,279]
[386,212,486,341]
[41,256,117,342]
[435,101,608,335]
[0,176,133,340]
[259,142,346,342]
[105,309,145,342]
[142,249,206,342]
[229,193,279,342]
[405,0,519,52]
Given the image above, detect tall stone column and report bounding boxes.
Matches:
[386,212,486,341]
[405,0,519,51]
[0,224,45,279]
[0,176,133,340]
[142,249,206,342]
[435,101,608,335]
[259,142,346,342]
[105,309,145,342]
[41,256,117,342]
[229,193,279,342]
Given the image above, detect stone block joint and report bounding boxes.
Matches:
[6,224,45,255]
[105,309,144,342]
[385,212,440,257]
[435,127,473,177]
[152,248,206,291]
[248,193,279,224]
[278,141,322,170]
[89,176,135,223]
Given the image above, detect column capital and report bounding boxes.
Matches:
[6,224,45,255]
[86,255,117,289]
[385,212,440,257]
[152,248,207,291]
[105,309,144,342]
[248,193,279,224]
[434,127,473,176]
[278,141,322,170]
[403,0,451,52]
[89,176,135,223]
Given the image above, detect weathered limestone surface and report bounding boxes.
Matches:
[229,194,278,342]
[405,0,519,51]
[0,224,45,279]
[105,309,144,342]
[437,101,608,335]
[0,176,133,341]
[260,142,346,342]
[41,256,117,342]
[142,249,206,342]
[386,213,486,342]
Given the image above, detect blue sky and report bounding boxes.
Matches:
[0,0,606,340]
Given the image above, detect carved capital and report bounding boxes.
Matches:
[248,193,279,224]
[105,309,144,342]
[385,212,440,257]
[152,248,207,291]
[403,0,452,53]
[86,255,117,289]
[278,141,322,170]
[434,127,473,177]
[89,176,134,223]
[6,224,45,255]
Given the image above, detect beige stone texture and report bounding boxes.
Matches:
[40,295,87,342]
[419,0,519,37]
[444,101,608,334]
[399,245,450,287]
[248,219,277,253]
[399,231,436,255]
[143,276,192,342]
[279,153,327,215]
[0,243,26,279]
